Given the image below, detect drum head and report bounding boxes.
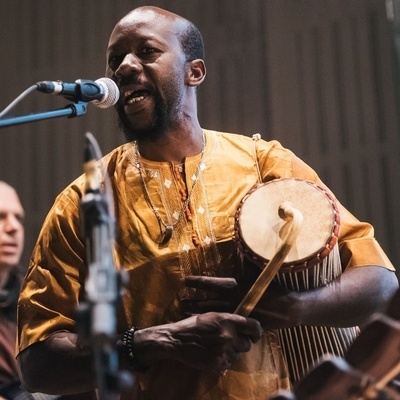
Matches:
[236,178,340,268]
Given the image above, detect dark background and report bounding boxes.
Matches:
[0,0,399,277]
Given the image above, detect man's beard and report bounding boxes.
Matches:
[117,91,170,143]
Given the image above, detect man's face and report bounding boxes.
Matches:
[105,9,188,142]
[0,183,24,269]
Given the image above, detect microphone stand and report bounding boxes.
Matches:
[0,85,128,396]
[0,101,88,128]
[77,132,132,400]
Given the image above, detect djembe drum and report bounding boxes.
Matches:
[234,178,359,383]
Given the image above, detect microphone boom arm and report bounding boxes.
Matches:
[0,101,88,128]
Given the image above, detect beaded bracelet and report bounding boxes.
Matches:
[122,327,150,372]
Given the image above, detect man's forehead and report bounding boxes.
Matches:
[122,6,182,25]
[108,18,185,55]
[111,7,186,40]
[0,183,16,199]
[0,184,23,210]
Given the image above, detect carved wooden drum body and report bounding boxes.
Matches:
[234,178,359,382]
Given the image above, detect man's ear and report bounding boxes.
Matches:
[186,59,206,87]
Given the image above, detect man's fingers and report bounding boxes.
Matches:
[233,335,252,353]
[185,276,238,293]
[233,315,263,343]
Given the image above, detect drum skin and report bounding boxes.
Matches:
[234,178,340,273]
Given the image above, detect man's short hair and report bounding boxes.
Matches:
[179,22,205,61]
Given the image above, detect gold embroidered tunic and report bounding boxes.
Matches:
[17,130,394,400]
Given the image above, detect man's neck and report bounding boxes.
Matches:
[137,123,204,163]
[0,266,12,289]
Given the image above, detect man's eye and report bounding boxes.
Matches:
[140,47,156,56]
[108,55,124,71]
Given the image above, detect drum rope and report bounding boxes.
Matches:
[275,246,358,382]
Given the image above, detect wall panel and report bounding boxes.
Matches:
[263,0,400,268]
[0,0,399,273]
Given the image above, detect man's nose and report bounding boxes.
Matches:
[115,53,142,77]
[3,215,23,232]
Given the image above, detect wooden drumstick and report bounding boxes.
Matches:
[234,201,303,317]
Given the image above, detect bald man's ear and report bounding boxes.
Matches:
[186,59,206,87]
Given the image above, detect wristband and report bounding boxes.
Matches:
[122,327,150,372]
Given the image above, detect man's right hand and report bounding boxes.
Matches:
[134,312,263,372]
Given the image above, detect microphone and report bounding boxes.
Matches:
[36,77,119,108]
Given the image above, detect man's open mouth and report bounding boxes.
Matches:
[125,89,149,104]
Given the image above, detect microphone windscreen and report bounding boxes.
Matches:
[92,77,119,108]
